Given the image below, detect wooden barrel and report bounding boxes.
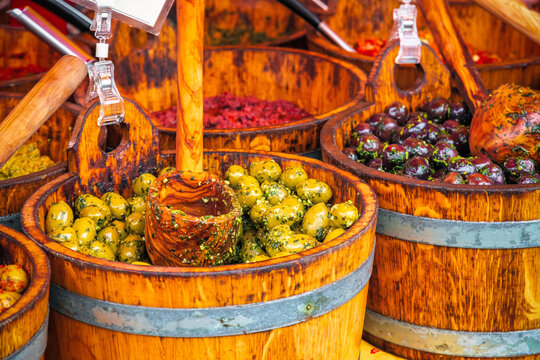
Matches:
[320,40,540,360]
[0,93,80,218]
[20,97,378,360]
[0,225,50,360]
[307,0,540,90]
[113,46,366,153]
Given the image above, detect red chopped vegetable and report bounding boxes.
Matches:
[151,92,311,129]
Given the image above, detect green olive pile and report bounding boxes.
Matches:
[0,264,29,312]
[226,160,360,263]
[44,172,169,264]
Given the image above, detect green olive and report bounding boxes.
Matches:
[249,199,270,225]
[132,173,156,197]
[302,202,330,241]
[83,240,115,261]
[324,228,346,243]
[79,205,112,231]
[281,233,318,254]
[225,165,248,188]
[125,212,145,235]
[62,240,81,252]
[128,196,147,214]
[74,194,111,216]
[97,226,121,254]
[264,224,293,257]
[101,192,131,220]
[118,235,146,263]
[236,185,263,210]
[50,226,77,243]
[280,195,305,220]
[330,201,359,228]
[296,179,333,205]
[158,167,176,177]
[72,217,97,246]
[261,181,290,205]
[236,175,260,189]
[263,204,297,230]
[249,160,282,183]
[240,230,267,263]
[246,254,271,263]
[46,201,74,234]
[0,291,21,309]
[111,219,128,240]
[280,166,308,190]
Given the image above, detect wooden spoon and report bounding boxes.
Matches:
[417,0,540,164]
[0,55,88,167]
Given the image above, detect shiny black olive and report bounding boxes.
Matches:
[503,157,535,183]
[517,174,540,184]
[441,119,461,133]
[367,113,390,128]
[382,144,409,172]
[431,141,459,169]
[450,127,470,155]
[399,117,429,141]
[356,134,382,161]
[402,137,433,158]
[449,102,472,126]
[375,117,400,143]
[442,172,465,184]
[352,122,374,138]
[467,173,494,185]
[368,157,383,171]
[423,97,449,123]
[403,157,432,180]
[470,155,493,172]
[480,163,505,185]
[447,157,476,176]
[343,147,360,162]
[384,101,409,126]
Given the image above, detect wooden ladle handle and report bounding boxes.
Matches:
[416,0,489,112]
[0,55,88,167]
[473,0,540,45]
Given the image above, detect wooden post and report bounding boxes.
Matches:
[176,0,204,172]
[0,55,87,167]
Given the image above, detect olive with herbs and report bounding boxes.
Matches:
[356,134,382,161]
[250,160,282,183]
[46,201,74,234]
[117,235,146,263]
[296,179,332,204]
[128,196,146,214]
[430,142,459,169]
[447,157,476,176]
[101,192,130,220]
[467,173,494,185]
[374,117,400,143]
[423,97,449,123]
[225,165,248,188]
[302,202,330,241]
[261,181,290,205]
[352,122,374,138]
[503,157,535,183]
[132,173,156,197]
[442,172,465,184]
[480,163,505,185]
[330,201,359,228]
[403,157,432,180]
[382,144,409,171]
[280,166,308,191]
[97,226,121,254]
[385,101,409,126]
[72,217,97,246]
[402,138,433,158]
[50,226,78,243]
[449,102,472,125]
[236,185,263,210]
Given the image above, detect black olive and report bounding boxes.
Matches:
[450,127,470,155]
[480,163,505,185]
[403,157,432,180]
[356,134,382,161]
[467,173,494,185]
[343,147,360,162]
[402,137,433,158]
[423,97,450,123]
[382,144,409,172]
[368,157,383,171]
[367,113,391,128]
[441,119,461,133]
[375,117,400,143]
[447,157,476,176]
[517,174,540,184]
[449,102,472,126]
[431,141,459,169]
[503,157,536,183]
[399,117,429,141]
[470,155,493,172]
[442,172,465,184]
[384,101,409,126]
[352,122,374,138]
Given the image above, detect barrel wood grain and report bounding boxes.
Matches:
[0,92,80,216]
[21,97,378,360]
[307,0,540,90]
[0,225,50,359]
[320,40,540,360]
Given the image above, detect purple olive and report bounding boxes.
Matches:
[442,172,465,184]
[375,117,400,143]
[399,117,430,141]
[384,101,409,126]
[403,157,433,180]
[424,123,441,144]
[407,111,428,122]
[343,147,360,162]
[441,119,461,133]
[352,122,374,138]
[467,173,494,185]
[356,134,382,161]
[449,102,472,126]
[503,157,536,183]
[517,174,540,184]
[382,144,409,172]
[436,133,456,148]
[480,163,505,185]
[367,113,390,128]
[348,136,361,148]
[402,138,433,158]
[447,157,476,176]
[368,157,383,171]
[450,127,470,156]
[470,155,493,172]
[423,97,449,123]
[431,141,459,169]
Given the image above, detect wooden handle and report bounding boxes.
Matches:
[416,0,488,112]
[176,0,204,172]
[0,55,87,167]
[473,0,540,45]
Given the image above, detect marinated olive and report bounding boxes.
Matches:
[503,157,535,183]
[236,185,263,210]
[74,194,111,216]
[343,147,360,161]
[261,181,290,205]
[50,226,78,243]
[447,157,476,176]
[125,212,145,236]
[296,179,332,204]
[302,202,330,241]
[352,122,374,138]
[225,165,248,188]
[79,205,112,231]
[402,138,433,159]
[329,201,359,228]
[450,127,469,155]
[280,233,318,254]
[264,224,293,256]
[249,199,271,225]
[430,142,459,169]
[240,231,267,263]
[368,158,383,171]
[399,117,429,141]
[0,291,21,310]
[403,157,432,180]
[280,166,309,191]
[367,113,388,128]
[101,192,131,220]
[382,144,409,172]
[263,204,297,230]
[72,217,97,246]
[83,240,116,261]
[423,97,449,123]
[158,167,176,177]
[111,219,129,240]
[374,116,400,143]
[356,134,382,161]
[46,201,74,234]
[97,226,121,254]
[324,228,345,243]
[249,160,282,183]
[442,172,465,184]
[236,175,260,189]
[132,173,156,197]
[117,235,146,263]
[281,195,305,219]
[467,173,494,185]
[481,163,505,185]
[449,102,472,125]
[441,119,461,133]
[62,240,80,252]
[470,155,493,171]
[517,174,540,184]
[128,196,147,214]
[1,265,29,293]
[385,101,409,126]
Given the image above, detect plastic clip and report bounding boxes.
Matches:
[393,0,421,64]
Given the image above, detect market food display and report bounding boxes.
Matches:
[0,264,29,312]
[0,142,55,180]
[151,92,312,129]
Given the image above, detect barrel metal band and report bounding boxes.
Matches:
[364,310,540,357]
[50,248,374,337]
[376,208,540,249]
[4,313,48,360]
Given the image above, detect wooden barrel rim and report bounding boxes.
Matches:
[22,149,378,277]
[153,46,367,134]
